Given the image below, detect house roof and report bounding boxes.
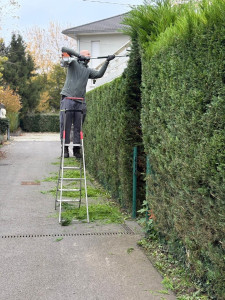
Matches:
[62,13,128,37]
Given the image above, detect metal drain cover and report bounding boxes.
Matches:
[0,223,136,239]
[1,231,134,239]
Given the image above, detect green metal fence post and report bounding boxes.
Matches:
[132,146,138,219]
[146,156,151,191]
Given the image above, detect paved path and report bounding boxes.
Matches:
[0,133,176,300]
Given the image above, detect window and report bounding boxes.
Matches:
[91,41,100,69]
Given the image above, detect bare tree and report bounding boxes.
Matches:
[0,0,20,32]
[25,22,77,73]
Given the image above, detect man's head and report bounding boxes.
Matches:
[80,50,91,58]
[79,50,91,65]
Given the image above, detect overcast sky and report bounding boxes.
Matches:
[0,0,144,45]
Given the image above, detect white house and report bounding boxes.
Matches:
[0,103,6,119]
[62,13,131,91]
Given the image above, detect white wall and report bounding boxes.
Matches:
[86,40,131,92]
[78,34,129,57]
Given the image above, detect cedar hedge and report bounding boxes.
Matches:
[20,114,60,132]
[84,39,143,210]
[84,0,225,298]
[84,78,131,207]
[139,2,225,299]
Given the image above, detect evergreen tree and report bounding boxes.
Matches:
[0,39,9,57]
[3,34,42,115]
[0,40,8,89]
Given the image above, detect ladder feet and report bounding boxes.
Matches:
[61,219,71,226]
[64,146,69,158]
[73,146,81,159]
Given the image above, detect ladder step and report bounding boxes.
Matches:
[58,199,80,203]
[63,166,80,170]
[59,188,80,192]
[64,143,81,147]
[60,178,84,181]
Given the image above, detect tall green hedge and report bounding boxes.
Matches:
[121,0,225,298]
[84,40,142,209]
[0,118,10,134]
[84,78,130,206]
[20,114,60,132]
[141,9,225,300]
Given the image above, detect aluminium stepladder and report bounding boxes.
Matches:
[55,108,89,224]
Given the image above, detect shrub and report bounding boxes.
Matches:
[0,86,21,113]
[0,118,9,135]
[140,4,225,299]
[123,0,225,298]
[20,113,60,132]
[7,112,19,132]
[84,38,142,209]
[84,78,132,208]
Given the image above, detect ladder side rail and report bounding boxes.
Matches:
[55,147,63,209]
[79,105,89,222]
[59,109,67,223]
[79,111,84,209]
[79,156,82,208]
[80,126,89,223]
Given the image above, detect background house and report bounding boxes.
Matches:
[62,13,130,91]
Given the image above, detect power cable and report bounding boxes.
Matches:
[82,0,135,6]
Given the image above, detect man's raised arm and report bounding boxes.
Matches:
[89,55,115,79]
[61,47,80,57]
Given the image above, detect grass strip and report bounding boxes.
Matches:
[61,202,124,225]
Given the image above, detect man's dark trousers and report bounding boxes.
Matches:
[60,97,86,145]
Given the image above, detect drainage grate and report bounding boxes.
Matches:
[120,223,135,234]
[0,223,136,239]
[0,223,137,239]
[1,231,135,239]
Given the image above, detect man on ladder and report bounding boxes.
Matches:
[60,47,115,158]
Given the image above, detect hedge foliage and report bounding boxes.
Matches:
[20,114,60,132]
[0,118,9,134]
[84,39,142,209]
[84,0,225,298]
[130,1,225,298]
[142,27,225,298]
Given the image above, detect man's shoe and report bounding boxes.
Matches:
[73,146,81,159]
[64,146,69,158]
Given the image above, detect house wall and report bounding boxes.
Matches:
[86,40,130,92]
[77,33,129,58]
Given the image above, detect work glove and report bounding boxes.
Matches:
[78,55,89,61]
[106,55,115,61]
[60,54,75,67]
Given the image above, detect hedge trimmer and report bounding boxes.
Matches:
[90,55,129,59]
[61,52,129,67]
